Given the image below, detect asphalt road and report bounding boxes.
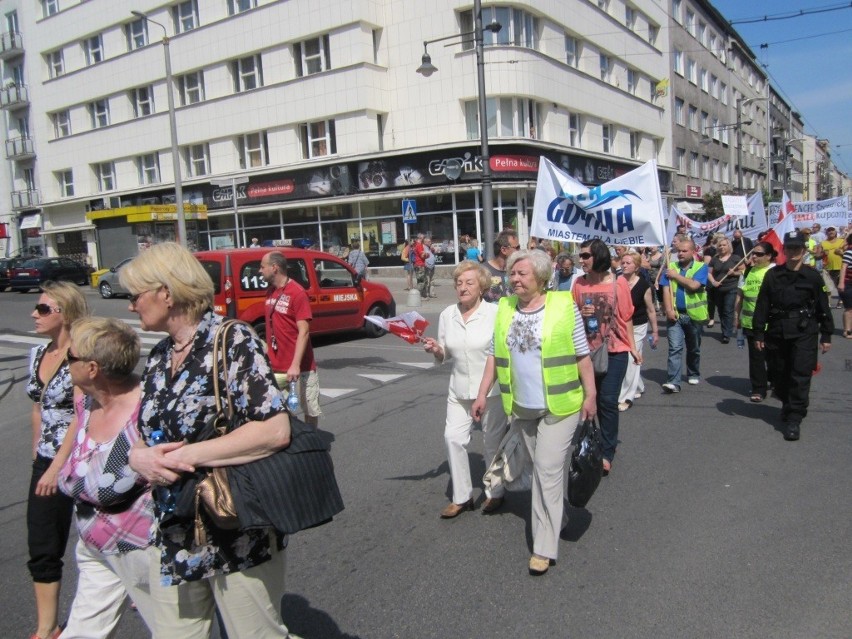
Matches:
[0,282,850,638]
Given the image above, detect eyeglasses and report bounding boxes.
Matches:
[503,244,520,251]
[578,252,593,259]
[34,303,61,316]
[129,289,156,305]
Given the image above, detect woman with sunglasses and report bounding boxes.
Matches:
[26,281,90,639]
[573,240,640,475]
[58,317,157,637]
[735,242,776,402]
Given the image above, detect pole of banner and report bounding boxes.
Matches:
[715,246,755,287]
[734,215,747,256]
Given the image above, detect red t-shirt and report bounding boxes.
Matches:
[412,241,426,267]
[572,275,634,354]
[265,279,316,373]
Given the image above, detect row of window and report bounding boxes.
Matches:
[674,148,730,182]
[674,98,730,144]
[565,35,660,104]
[42,0,256,21]
[591,0,660,47]
[52,119,336,198]
[673,49,728,104]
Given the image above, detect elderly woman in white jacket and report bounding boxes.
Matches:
[423,261,508,518]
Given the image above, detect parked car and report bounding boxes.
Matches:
[97,257,134,298]
[9,257,90,292]
[194,247,396,338]
[0,257,25,291]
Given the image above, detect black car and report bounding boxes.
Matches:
[0,257,25,291]
[9,257,90,292]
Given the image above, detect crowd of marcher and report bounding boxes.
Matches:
[21,220,848,635]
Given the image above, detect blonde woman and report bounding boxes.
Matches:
[618,252,658,411]
[25,281,90,639]
[120,242,298,638]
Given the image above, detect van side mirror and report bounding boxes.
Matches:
[354,273,364,287]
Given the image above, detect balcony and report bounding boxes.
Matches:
[0,31,23,60]
[11,189,40,210]
[5,136,35,160]
[0,83,29,110]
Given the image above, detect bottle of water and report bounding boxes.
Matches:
[647,334,657,350]
[149,429,176,514]
[736,328,745,349]
[584,297,599,334]
[286,380,301,412]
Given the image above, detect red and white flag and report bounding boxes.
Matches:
[363,311,429,344]
[763,191,796,266]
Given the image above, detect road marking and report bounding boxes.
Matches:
[321,388,358,398]
[358,373,406,383]
[399,361,435,369]
[2,334,50,345]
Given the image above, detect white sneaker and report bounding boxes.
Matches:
[687,377,700,385]
[662,382,680,393]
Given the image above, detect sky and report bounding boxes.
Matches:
[709,0,852,179]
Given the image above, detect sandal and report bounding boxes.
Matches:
[749,393,764,403]
[845,330,852,339]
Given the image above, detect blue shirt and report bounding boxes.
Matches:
[660,260,708,310]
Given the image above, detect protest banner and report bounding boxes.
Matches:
[721,195,749,217]
[531,157,666,247]
[768,195,849,229]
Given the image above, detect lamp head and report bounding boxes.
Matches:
[416,52,438,77]
[131,10,146,19]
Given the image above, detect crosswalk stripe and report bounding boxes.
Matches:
[3,334,50,345]
[321,388,359,398]
[358,373,406,383]
[399,361,435,369]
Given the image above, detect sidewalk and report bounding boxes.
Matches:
[368,276,457,312]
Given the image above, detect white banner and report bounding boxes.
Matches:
[721,195,749,217]
[665,192,767,247]
[768,195,849,228]
[531,157,666,247]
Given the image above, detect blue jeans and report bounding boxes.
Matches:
[666,314,702,385]
[596,351,628,462]
[715,288,737,338]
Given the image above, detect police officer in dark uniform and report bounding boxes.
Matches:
[753,231,833,441]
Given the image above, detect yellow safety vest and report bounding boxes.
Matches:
[668,260,709,322]
[494,292,584,417]
[740,265,770,330]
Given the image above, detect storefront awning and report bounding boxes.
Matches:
[19,214,42,229]
[40,223,96,236]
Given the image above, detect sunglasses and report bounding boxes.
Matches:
[129,289,156,305]
[66,351,90,364]
[34,303,61,316]
[578,253,593,259]
[751,251,767,257]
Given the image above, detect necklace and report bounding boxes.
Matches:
[172,339,192,353]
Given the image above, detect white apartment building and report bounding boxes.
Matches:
[0,0,673,266]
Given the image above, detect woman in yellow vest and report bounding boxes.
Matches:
[735,241,776,402]
[472,250,597,576]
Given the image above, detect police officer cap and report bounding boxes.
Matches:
[782,231,806,248]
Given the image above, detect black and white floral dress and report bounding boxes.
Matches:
[26,344,75,459]
[138,310,287,586]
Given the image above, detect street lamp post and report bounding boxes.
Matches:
[416,0,500,256]
[131,10,186,248]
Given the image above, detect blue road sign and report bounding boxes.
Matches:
[402,199,417,223]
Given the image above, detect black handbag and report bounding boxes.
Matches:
[227,415,345,535]
[567,418,604,508]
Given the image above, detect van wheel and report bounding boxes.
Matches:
[252,321,266,342]
[364,304,388,338]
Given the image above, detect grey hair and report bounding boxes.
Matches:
[506,249,553,289]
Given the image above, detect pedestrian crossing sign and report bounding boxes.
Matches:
[402,199,417,223]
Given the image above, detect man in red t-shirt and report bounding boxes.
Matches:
[259,251,321,426]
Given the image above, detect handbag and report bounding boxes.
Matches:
[567,418,604,508]
[227,416,345,534]
[194,320,243,545]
